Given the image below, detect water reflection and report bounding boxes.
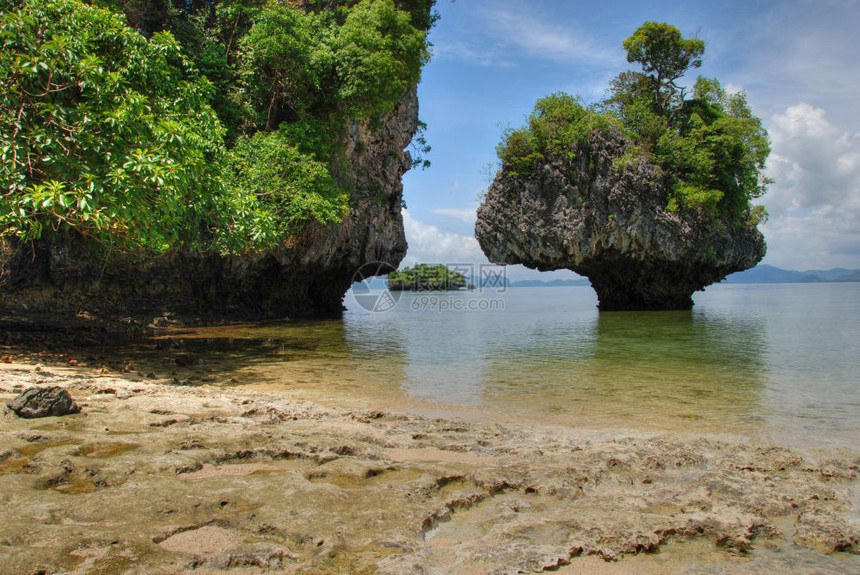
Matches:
[366,291,511,407]
[337,288,772,435]
[696,283,860,448]
[477,307,769,434]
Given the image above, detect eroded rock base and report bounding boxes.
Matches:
[585,260,742,311]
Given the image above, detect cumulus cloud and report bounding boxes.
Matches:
[401,210,582,282]
[401,210,487,267]
[761,103,860,268]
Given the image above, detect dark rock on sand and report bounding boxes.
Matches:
[7,386,81,418]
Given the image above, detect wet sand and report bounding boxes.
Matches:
[0,362,858,574]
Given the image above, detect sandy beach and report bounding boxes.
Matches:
[0,361,858,574]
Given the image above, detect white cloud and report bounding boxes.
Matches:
[484,8,616,66]
[431,42,515,68]
[740,0,860,129]
[761,103,860,269]
[434,3,616,70]
[723,83,744,95]
[402,211,583,282]
[401,210,487,267]
[430,206,478,224]
[762,207,860,270]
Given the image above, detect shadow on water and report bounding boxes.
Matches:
[105,319,410,405]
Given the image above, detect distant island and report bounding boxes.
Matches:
[505,266,860,287]
[723,265,860,284]
[387,264,468,291]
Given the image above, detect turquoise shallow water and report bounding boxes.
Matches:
[160,283,860,450]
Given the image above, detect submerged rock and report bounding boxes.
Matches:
[7,386,81,418]
[476,129,765,310]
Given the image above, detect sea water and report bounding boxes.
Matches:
[154,283,860,450]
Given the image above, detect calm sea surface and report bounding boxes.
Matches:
[161,283,860,450]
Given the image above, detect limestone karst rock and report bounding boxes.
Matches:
[476,129,765,310]
[0,87,417,320]
[0,0,432,321]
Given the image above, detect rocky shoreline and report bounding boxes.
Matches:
[1,363,858,574]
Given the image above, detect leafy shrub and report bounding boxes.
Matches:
[496,93,621,178]
[225,128,349,248]
[334,0,429,119]
[0,0,226,250]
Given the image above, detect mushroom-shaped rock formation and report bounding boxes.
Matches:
[476,128,766,310]
[477,22,770,311]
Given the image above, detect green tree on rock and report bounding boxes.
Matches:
[497,21,770,223]
[0,0,227,250]
[620,21,704,118]
[1,0,435,254]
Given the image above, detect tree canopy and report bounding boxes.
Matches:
[621,21,704,117]
[0,0,226,250]
[495,21,770,224]
[1,0,434,253]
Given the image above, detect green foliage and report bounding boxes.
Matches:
[235,0,429,131]
[495,22,770,223]
[239,3,332,129]
[749,204,769,226]
[388,263,467,291]
[623,22,705,78]
[226,128,349,247]
[409,119,432,170]
[0,0,226,250]
[496,93,620,178]
[655,80,771,217]
[496,128,542,178]
[621,21,704,117]
[334,0,429,119]
[0,0,434,254]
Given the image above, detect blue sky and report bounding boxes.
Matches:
[399,0,860,279]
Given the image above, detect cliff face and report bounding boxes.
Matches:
[0,88,416,320]
[476,129,765,310]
